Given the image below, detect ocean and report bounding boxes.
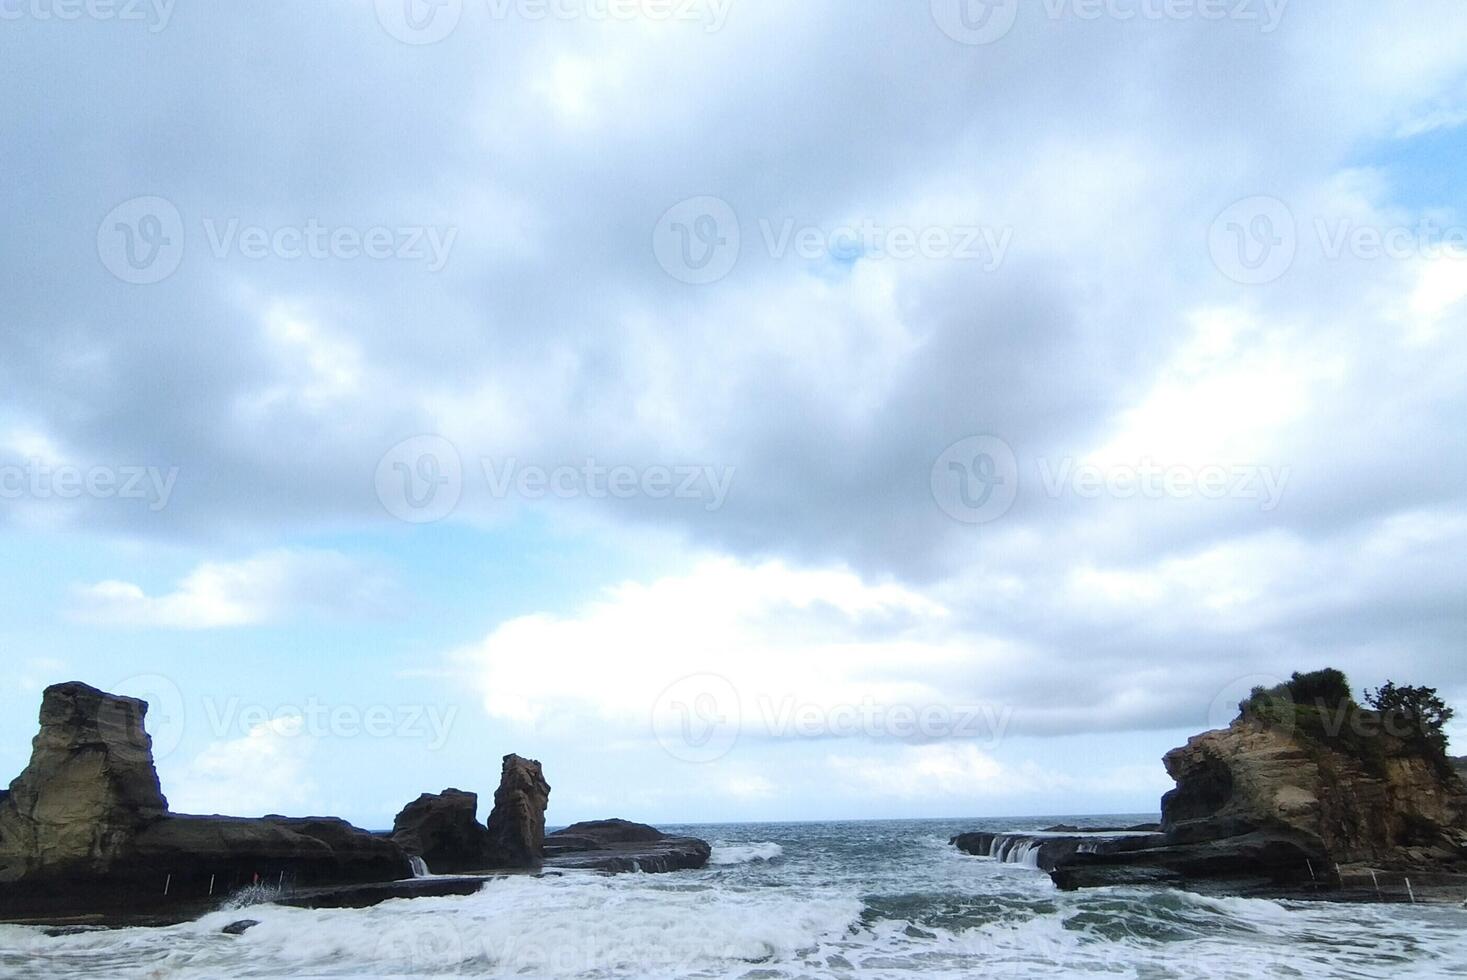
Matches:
[4,816,1466,978]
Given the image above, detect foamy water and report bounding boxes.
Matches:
[4,817,1466,978]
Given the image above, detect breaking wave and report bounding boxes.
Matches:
[708,841,784,865]
[5,819,1466,979]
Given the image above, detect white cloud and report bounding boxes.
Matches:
[826,744,1174,804]
[3,2,1467,809]
[167,716,317,817]
[237,303,366,419]
[72,549,395,629]
[458,557,968,737]
[828,744,1011,799]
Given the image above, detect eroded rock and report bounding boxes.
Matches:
[391,789,490,873]
[0,682,411,921]
[0,682,167,885]
[544,818,711,873]
[951,688,1467,895]
[483,754,550,869]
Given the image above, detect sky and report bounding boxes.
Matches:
[1,0,1465,830]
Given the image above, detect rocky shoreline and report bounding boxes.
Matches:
[951,671,1467,903]
[0,682,712,927]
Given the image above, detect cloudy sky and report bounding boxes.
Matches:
[1,1,1465,828]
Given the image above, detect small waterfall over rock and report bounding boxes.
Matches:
[985,834,1046,867]
[409,856,431,878]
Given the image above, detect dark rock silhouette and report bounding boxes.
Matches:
[483,754,550,868]
[391,789,491,874]
[544,818,711,873]
[551,818,667,846]
[0,683,711,924]
[0,682,410,922]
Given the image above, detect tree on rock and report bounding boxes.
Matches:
[1365,682,1455,758]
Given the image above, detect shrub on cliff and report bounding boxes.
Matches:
[1285,669,1353,708]
[1236,669,1459,779]
[1239,668,1354,718]
[1364,682,1454,759]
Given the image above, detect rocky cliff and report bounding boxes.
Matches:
[1159,709,1467,869]
[953,675,1467,897]
[0,682,167,885]
[0,683,410,921]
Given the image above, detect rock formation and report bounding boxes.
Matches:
[0,682,411,921]
[952,672,1467,896]
[391,789,491,874]
[543,818,712,873]
[1156,708,1467,867]
[0,682,167,885]
[483,753,550,868]
[1,683,710,923]
[547,817,667,849]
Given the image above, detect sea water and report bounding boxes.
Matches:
[3,816,1465,978]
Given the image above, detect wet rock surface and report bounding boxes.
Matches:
[544,819,711,873]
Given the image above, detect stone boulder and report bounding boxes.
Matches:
[391,789,491,873]
[483,754,550,869]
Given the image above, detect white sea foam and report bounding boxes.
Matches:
[708,841,784,865]
[4,820,1466,979]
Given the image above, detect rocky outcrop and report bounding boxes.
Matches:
[0,682,168,886]
[951,829,1163,869]
[1,683,708,922]
[545,818,667,851]
[1152,708,1467,871]
[391,789,491,874]
[952,682,1467,896]
[0,682,411,922]
[544,818,711,873]
[483,754,550,869]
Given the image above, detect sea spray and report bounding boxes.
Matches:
[6,819,1467,980]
